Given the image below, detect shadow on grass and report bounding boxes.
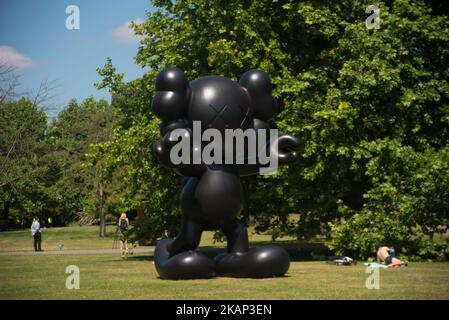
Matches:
[197,240,330,262]
[153,273,293,281]
[125,254,154,262]
[128,239,330,262]
[112,239,331,265]
[252,240,331,262]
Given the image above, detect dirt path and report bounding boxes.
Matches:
[0,248,154,256]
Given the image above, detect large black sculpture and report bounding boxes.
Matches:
[152,68,300,279]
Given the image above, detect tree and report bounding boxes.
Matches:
[0,67,59,230]
[0,63,19,104]
[0,97,49,229]
[47,97,114,235]
[96,0,449,258]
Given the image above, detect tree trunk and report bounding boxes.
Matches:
[1,202,9,231]
[136,208,144,220]
[98,182,106,237]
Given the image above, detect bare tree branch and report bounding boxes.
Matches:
[0,75,59,179]
[0,63,20,104]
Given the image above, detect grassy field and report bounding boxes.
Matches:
[1,253,448,299]
[0,225,293,252]
[0,226,448,299]
[0,225,120,251]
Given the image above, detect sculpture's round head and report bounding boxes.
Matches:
[152,68,278,135]
[188,76,251,133]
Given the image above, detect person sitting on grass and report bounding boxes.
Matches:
[376,245,407,267]
[118,213,130,257]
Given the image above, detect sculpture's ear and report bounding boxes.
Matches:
[152,67,190,121]
[239,70,278,121]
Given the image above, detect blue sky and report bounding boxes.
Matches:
[0,0,152,118]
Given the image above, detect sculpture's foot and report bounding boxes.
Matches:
[154,238,215,279]
[215,245,290,278]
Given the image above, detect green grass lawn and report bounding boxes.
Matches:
[0,225,120,251]
[0,225,293,252]
[0,226,448,299]
[1,253,448,299]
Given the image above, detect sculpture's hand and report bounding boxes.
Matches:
[152,128,189,168]
[153,128,205,176]
[152,138,177,168]
[270,134,301,165]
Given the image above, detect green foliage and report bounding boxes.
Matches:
[327,143,449,260]
[94,57,124,94]
[0,95,115,229]
[89,113,181,241]
[46,97,115,224]
[94,0,449,259]
[0,98,49,229]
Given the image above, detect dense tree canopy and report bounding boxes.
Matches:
[0,98,48,229]
[0,94,115,232]
[95,0,449,259]
[46,97,115,234]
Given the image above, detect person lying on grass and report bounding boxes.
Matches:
[376,245,407,267]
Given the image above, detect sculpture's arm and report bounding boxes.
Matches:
[151,68,205,176]
[269,134,301,165]
[153,119,187,168]
[238,118,301,176]
[152,124,206,177]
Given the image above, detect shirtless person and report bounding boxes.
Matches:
[376,246,407,267]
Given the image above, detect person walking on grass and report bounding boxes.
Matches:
[118,213,130,257]
[31,217,42,252]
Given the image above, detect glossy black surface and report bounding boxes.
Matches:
[152,68,300,279]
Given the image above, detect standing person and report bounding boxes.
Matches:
[118,213,130,257]
[31,217,42,252]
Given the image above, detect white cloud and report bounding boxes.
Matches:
[0,46,34,69]
[111,18,145,43]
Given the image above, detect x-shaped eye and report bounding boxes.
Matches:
[237,104,250,127]
[207,103,250,128]
[208,104,229,128]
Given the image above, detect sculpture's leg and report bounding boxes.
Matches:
[215,219,290,278]
[154,175,216,280]
[154,218,215,279]
[222,219,249,253]
[168,218,202,256]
